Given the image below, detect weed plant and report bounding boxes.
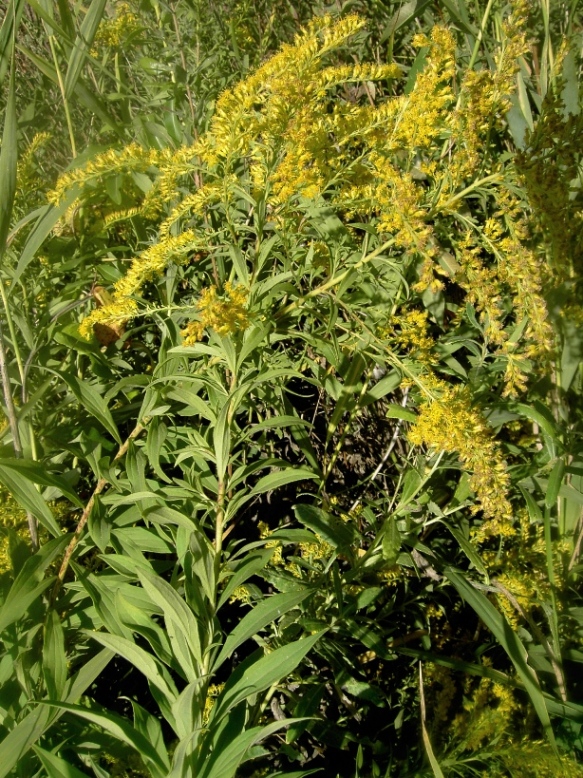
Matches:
[0,1,583,777]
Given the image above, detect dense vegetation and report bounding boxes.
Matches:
[0,1,582,776]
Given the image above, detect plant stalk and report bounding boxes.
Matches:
[0,318,39,551]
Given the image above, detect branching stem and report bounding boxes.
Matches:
[51,421,146,601]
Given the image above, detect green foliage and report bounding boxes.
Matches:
[1,1,583,777]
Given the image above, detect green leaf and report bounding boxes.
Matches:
[0,650,112,778]
[516,69,534,133]
[210,632,323,724]
[421,715,445,778]
[0,535,68,632]
[327,352,366,441]
[385,403,416,422]
[214,589,314,671]
[0,458,82,507]
[381,0,429,42]
[200,719,305,778]
[43,610,67,700]
[214,399,231,481]
[0,0,25,84]
[228,244,249,286]
[218,550,274,610]
[445,568,555,746]
[137,567,203,676]
[10,191,80,290]
[444,523,488,579]
[545,458,565,510]
[0,460,62,536]
[59,372,121,444]
[381,517,401,566]
[145,417,171,482]
[250,467,318,496]
[510,402,558,458]
[63,0,107,98]
[0,52,16,261]
[86,631,179,705]
[33,746,89,778]
[294,504,355,549]
[130,700,171,772]
[38,701,168,778]
[362,371,402,406]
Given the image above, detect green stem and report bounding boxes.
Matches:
[214,478,226,581]
[431,173,501,215]
[0,318,39,551]
[48,35,77,158]
[468,0,496,72]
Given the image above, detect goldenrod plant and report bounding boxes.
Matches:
[0,1,582,776]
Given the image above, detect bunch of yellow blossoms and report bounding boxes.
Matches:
[49,8,550,376]
[181,282,250,345]
[408,379,513,540]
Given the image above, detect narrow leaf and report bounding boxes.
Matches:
[33,746,89,778]
[59,372,121,444]
[0,54,16,260]
[37,701,168,776]
[85,630,179,704]
[294,504,355,549]
[214,589,313,671]
[210,632,323,724]
[64,0,107,98]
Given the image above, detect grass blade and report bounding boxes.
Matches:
[0,0,25,84]
[64,0,107,99]
[445,568,556,746]
[0,51,16,261]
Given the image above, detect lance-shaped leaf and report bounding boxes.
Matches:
[64,0,107,98]
[0,649,113,778]
[137,567,203,678]
[210,632,323,725]
[37,701,168,778]
[214,588,314,671]
[0,535,69,632]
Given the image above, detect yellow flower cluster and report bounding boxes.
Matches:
[229,585,253,605]
[483,509,552,620]
[48,143,160,207]
[47,9,549,391]
[181,282,250,345]
[94,3,141,50]
[388,309,435,365]
[203,683,225,726]
[16,132,51,197]
[517,49,583,284]
[298,536,333,562]
[408,380,514,538]
[451,210,553,396]
[451,669,520,751]
[79,231,197,340]
[492,740,583,778]
[398,28,456,152]
[439,0,530,197]
[424,663,457,723]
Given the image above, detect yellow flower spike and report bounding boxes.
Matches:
[181,281,251,345]
[409,381,514,536]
